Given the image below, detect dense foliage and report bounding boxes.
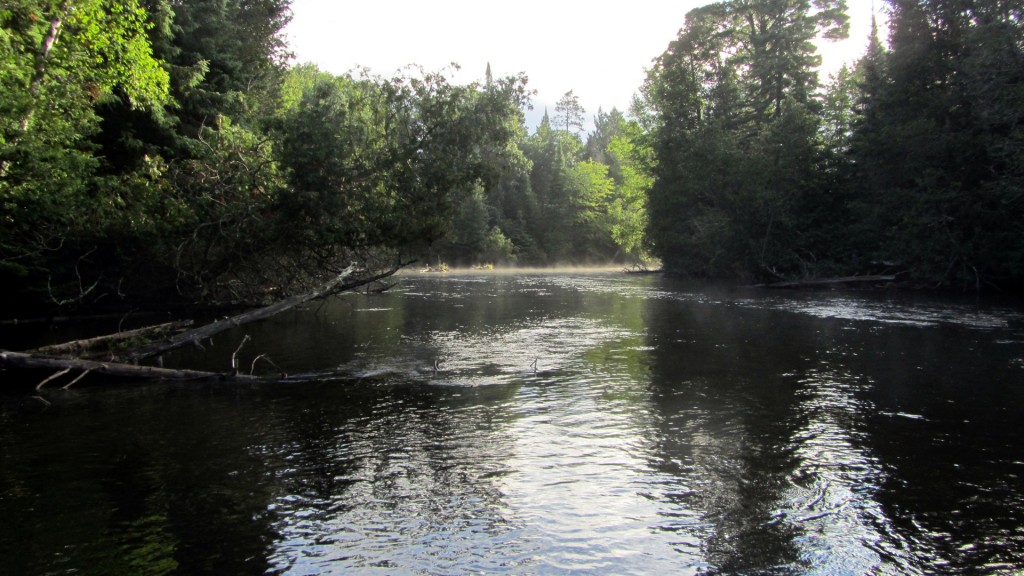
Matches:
[0,1,539,316]
[3,0,1022,320]
[851,0,1024,289]
[429,90,654,268]
[1,0,170,310]
[641,0,851,281]
[643,0,1024,290]
[1,0,657,319]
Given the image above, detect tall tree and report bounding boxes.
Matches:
[554,90,586,136]
[77,0,296,304]
[851,0,1024,288]
[93,0,293,170]
[586,107,626,169]
[643,0,849,280]
[581,108,655,264]
[605,119,655,264]
[735,0,849,119]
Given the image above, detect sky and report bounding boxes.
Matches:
[284,0,883,128]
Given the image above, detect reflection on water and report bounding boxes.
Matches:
[265,385,525,573]
[2,272,1023,575]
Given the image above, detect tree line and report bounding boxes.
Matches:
[3,0,1022,322]
[643,0,1024,291]
[1,1,656,319]
[433,89,652,268]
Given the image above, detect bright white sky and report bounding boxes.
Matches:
[285,0,882,128]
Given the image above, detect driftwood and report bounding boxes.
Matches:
[757,275,897,289]
[27,320,194,358]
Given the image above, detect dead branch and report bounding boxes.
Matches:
[116,260,414,363]
[62,369,91,390]
[115,263,359,362]
[250,353,286,378]
[27,320,194,358]
[3,260,413,387]
[36,367,72,391]
[1,350,265,383]
[47,247,101,307]
[231,334,251,372]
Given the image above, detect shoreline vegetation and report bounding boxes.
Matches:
[2,0,1022,385]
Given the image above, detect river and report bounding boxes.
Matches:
[2,271,1023,575]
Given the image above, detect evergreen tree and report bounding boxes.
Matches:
[554,90,586,136]
[643,0,849,280]
[851,0,1024,288]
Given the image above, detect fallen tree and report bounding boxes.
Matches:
[116,263,357,362]
[1,260,411,390]
[1,350,270,389]
[27,320,195,359]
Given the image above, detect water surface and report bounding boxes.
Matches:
[2,272,1023,574]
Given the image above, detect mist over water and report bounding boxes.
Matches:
[2,271,1023,574]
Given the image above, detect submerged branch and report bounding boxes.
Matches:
[1,350,266,384]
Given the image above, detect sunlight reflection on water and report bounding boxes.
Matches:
[4,272,1024,575]
[237,274,1024,574]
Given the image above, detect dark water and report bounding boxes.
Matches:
[2,272,1024,575]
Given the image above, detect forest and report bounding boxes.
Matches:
[644,0,1024,291]
[2,0,1023,322]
